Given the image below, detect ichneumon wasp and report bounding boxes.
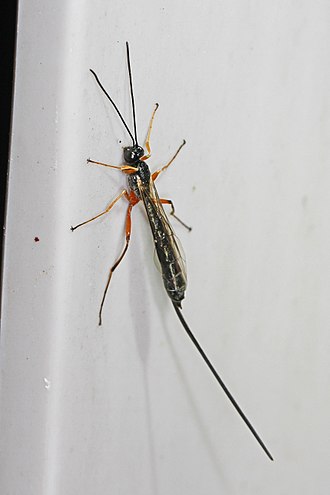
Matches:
[71,42,273,461]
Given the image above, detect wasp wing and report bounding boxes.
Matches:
[137,177,187,306]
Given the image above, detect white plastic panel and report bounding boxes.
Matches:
[1,1,330,494]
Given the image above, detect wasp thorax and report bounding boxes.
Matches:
[123,145,144,164]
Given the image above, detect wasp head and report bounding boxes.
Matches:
[123,145,144,164]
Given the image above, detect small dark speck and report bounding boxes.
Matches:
[118,140,122,144]
[192,185,196,192]
[34,237,40,242]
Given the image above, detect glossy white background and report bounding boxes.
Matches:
[1,1,330,494]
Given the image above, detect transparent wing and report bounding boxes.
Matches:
[137,177,187,301]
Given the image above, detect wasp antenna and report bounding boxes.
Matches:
[126,42,138,146]
[172,303,274,461]
[89,68,135,145]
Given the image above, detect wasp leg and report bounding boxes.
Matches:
[141,103,159,160]
[71,190,128,231]
[152,140,186,181]
[98,203,133,325]
[87,159,138,174]
[160,198,192,232]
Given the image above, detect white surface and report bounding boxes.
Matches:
[1,1,330,494]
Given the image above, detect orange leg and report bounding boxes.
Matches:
[98,203,133,325]
[87,158,138,174]
[160,198,192,232]
[152,140,186,181]
[71,190,129,231]
[141,103,159,160]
